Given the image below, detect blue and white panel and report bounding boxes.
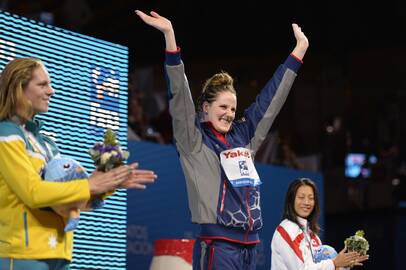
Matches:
[0,10,129,270]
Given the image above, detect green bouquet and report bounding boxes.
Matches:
[344,230,369,255]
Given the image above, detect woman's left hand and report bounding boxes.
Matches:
[118,163,157,189]
[291,23,309,60]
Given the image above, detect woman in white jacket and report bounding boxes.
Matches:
[271,178,369,270]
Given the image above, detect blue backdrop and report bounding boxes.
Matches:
[0,10,129,270]
[127,141,324,270]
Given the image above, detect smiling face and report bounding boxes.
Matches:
[23,65,54,118]
[294,185,315,219]
[203,91,237,134]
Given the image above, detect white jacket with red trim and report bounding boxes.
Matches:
[271,218,335,270]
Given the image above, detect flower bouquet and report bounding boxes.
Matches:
[89,128,130,172]
[344,230,369,255]
[88,128,130,208]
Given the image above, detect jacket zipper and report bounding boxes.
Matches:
[23,212,29,247]
[220,181,227,213]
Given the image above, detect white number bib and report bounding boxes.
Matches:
[220,147,262,187]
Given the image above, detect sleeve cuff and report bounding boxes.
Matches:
[290,53,303,63]
[165,47,181,66]
[284,54,302,73]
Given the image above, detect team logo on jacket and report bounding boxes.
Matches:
[239,161,249,176]
[48,234,57,249]
[220,147,262,187]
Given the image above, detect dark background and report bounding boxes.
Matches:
[2,1,406,269]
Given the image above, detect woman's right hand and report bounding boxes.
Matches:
[135,10,173,35]
[135,10,178,51]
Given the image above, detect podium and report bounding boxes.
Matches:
[149,239,195,270]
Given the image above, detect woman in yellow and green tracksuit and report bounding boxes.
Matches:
[0,58,156,270]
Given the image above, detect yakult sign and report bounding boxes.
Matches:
[220,147,262,187]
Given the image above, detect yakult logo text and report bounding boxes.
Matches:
[223,149,251,159]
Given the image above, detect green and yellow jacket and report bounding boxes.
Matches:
[0,118,90,260]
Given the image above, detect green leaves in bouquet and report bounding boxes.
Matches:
[104,128,118,146]
[344,230,370,255]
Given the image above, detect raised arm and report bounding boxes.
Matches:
[236,24,309,151]
[135,10,177,51]
[135,10,202,154]
[291,23,309,60]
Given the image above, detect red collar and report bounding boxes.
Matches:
[206,121,228,145]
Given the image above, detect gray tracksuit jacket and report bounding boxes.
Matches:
[165,50,302,243]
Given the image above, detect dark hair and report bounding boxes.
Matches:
[196,71,236,116]
[282,178,320,235]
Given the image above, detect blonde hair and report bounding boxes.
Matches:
[0,57,43,121]
[197,71,236,114]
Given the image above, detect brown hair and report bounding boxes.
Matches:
[196,71,236,116]
[282,178,321,235]
[0,57,43,121]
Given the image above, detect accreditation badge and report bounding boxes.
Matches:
[220,147,262,187]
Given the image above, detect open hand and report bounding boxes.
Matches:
[333,247,367,268]
[292,23,309,48]
[135,10,173,34]
[118,162,157,189]
[291,23,309,60]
